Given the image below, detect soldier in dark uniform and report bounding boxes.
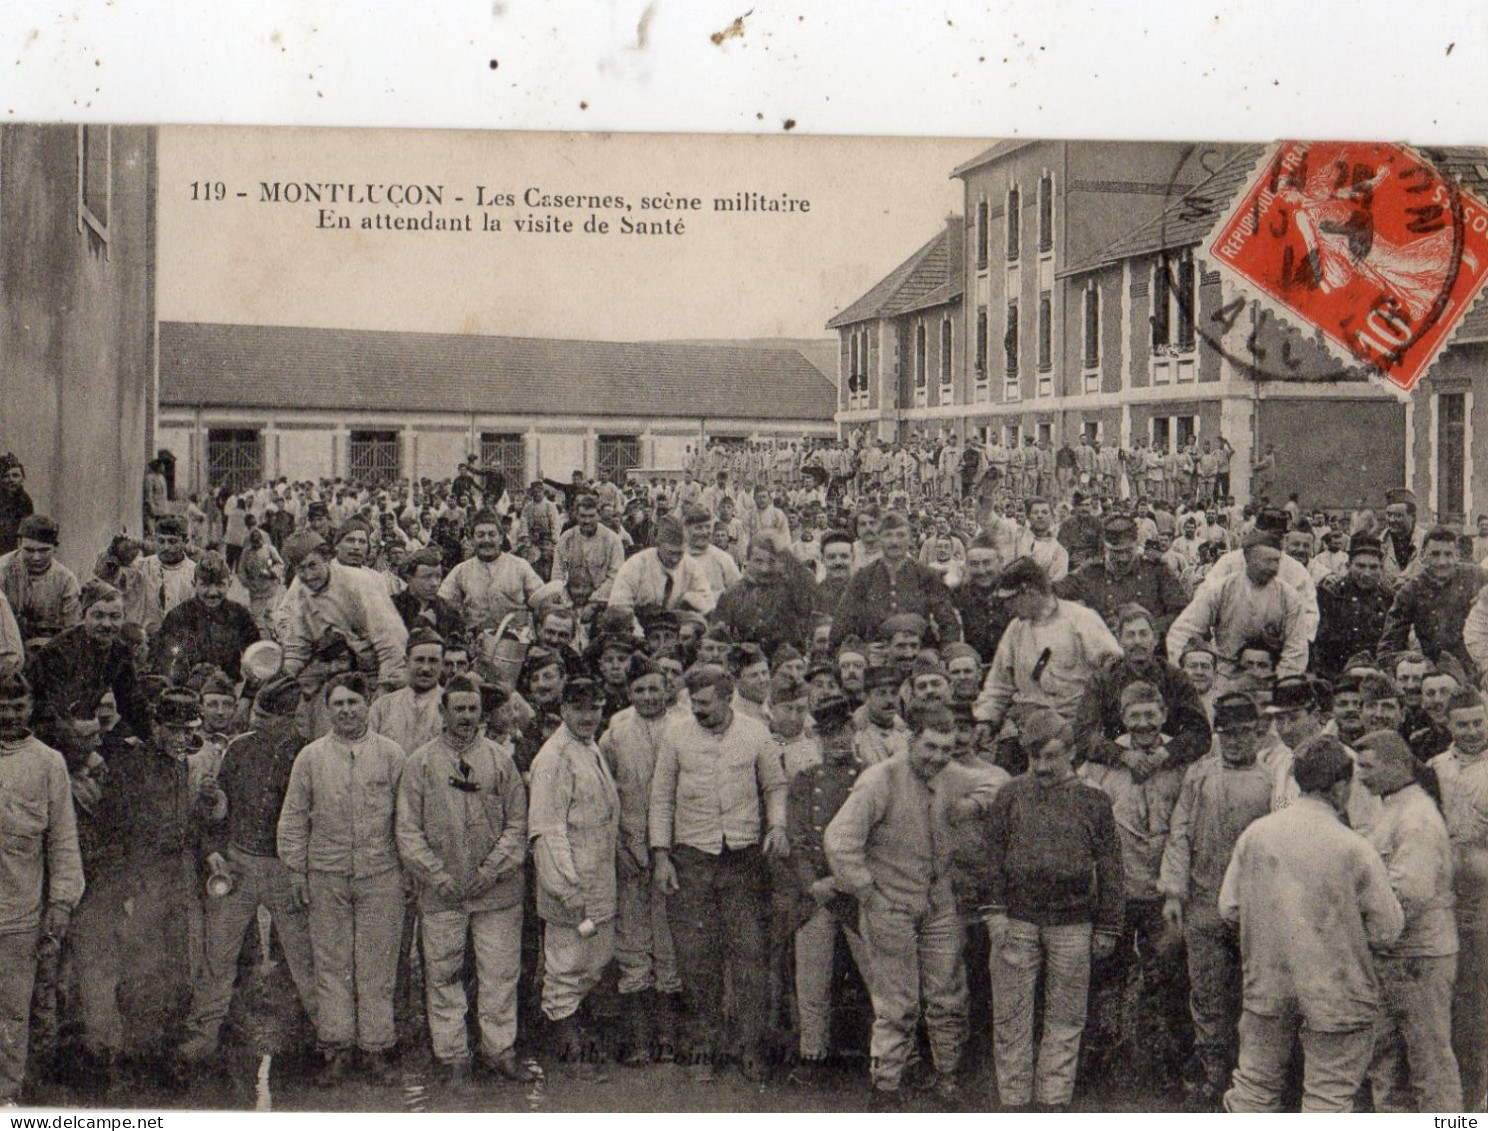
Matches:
[589,634,637,728]
[782,693,871,1083]
[1056,492,1104,573]
[1058,516,1191,648]
[1313,535,1393,683]
[68,687,213,1091]
[953,533,1015,663]
[512,647,566,776]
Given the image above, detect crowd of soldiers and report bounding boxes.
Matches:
[0,437,1483,1114]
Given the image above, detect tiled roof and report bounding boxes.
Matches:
[1430,147,1488,343]
[826,220,964,329]
[158,322,838,422]
[950,141,1037,178]
[1063,145,1269,275]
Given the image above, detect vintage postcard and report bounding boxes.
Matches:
[1,123,1484,1117]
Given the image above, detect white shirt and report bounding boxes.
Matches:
[438,553,543,632]
[608,549,715,614]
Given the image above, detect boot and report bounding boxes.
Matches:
[655,992,683,1063]
[933,1070,961,1106]
[619,991,654,1066]
[550,1014,608,1084]
[444,1059,473,1090]
[482,1047,538,1085]
[316,1047,355,1089]
[361,1047,402,1087]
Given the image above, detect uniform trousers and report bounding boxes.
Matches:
[306,869,404,1052]
[423,903,523,1062]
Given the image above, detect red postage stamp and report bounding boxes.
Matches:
[1209,140,1488,393]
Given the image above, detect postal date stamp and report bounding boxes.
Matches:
[1207,140,1488,393]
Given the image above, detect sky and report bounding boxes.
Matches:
[156,126,984,343]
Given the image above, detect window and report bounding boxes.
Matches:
[1037,422,1052,445]
[1151,416,1170,453]
[1037,290,1053,374]
[914,323,928,388]
[77,125,110,253]
[1150,415,1198,454]
[975,306,988,378]
[939,317,954,388]
[1083,283,1101,393]
[1004,424,1021,449]
[851,333,863,404]
[348,429,401,485]
[1006,186,1021,261]
[1438,392,1467,523]
[1004,301,1020,379]
[597,435,641,484]
[976,198,989,270]
[1083,421,1101,444]
[205,428,262,493]
[1152,258,1171,350]
[847,328,870,409]
[1083,283,1101,369]
[1152,249,1196,353]
[480,432,527,492]
[1037,171,1054,253]
[1176,250,1196,350]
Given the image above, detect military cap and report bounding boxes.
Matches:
[406,626,446,652]
[640,608,680,633]
[253,674,301,717]
[282,532,329,570]
[1254,507,1290,534]
[812,691,855,734]
[195,550,231,586]
[198,671,238,701]
[1101,515,1140,546]
[772,643,804,669]
[155,687,204,728]
[1212,691,1262,731]
[804,658,838,682]
[910,654,949,680]
[1265,674,1330,715]
[878,613,929,640]
[334,516,372,543]
[561,677,606,706]
[1018,708,1072,751]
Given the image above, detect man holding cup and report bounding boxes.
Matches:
[527,677,619,1081]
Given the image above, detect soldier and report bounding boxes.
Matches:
[598,657,684,1065]
[1312,535,1392,683]
[396,675,534,1086]
[278,672,409,1086]
[528,677,620,1081]
[784,693,873,1082]
[1220,734,1404,1112]
[179,676,319,1066]
[1354,729,1462,1112]
[825,705,966,1106]
[71,687,210,1089]
[649,663,788,1082]
[1158,691,1275,1107]
[975,709,1125,1112]
[0,673,83,1105]
[1058,516,1190,646]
